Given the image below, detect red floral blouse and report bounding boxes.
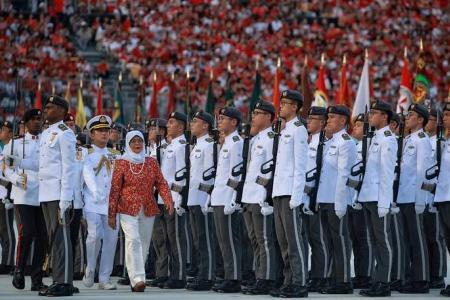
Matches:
[109,157,172,219]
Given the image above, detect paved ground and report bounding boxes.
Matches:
[0,275,447,300]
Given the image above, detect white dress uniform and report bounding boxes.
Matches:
[435,138,450,203]
[82,145,120,286]
[316,128,356,284]
[397,128,432,283]
[359,126,398,284]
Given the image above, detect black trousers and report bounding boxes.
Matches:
[15,204,47,283]
[0,201,15,267]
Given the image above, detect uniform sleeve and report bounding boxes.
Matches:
[334,139,356,212]
[82,154,97,198]
[291,126,308,203]
[13,140,39,172]
[416,138,433,206]
[60,131,77,201]
[108,160,124,220]
[378,137,397,209]
[202,143,215,184]
[174,143,187,183]
[229,139,243,202]
[2,142,21,186]
[151,158,173,206]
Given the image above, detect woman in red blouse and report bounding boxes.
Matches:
[108,130,173,292]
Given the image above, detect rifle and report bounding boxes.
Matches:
[256,113,282,207]
[199,115,219,195]
[422,110,443,194]
[393,115,405,202]
[8,76,20,167]
[173,123,191,211]
[304,129,326,212]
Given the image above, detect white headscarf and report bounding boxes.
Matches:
[121,130,145,164]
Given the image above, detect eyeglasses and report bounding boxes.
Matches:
[280,100,296,106]
[218,115,232,121]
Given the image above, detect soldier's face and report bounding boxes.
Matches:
[65,120,75,132]
[191,118,208,137]
[91,128,110,146]
[425,117,437,134]
[0,127,12,142]
[389,121,399,134]
[443,111,450,130]
[167,118,184,138]
[44,103,65,122]
[306,115,324,134]
[26,116,42,134]
[110,129,119,143]
[325,113,346,134]
[279,99,297,119]
[352,121,364,140]
[218,115,236,134]
[405,111,421,130]
[251,109,271,134]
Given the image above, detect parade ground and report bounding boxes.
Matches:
[0,274,448,300]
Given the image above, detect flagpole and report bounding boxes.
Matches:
[186,69,191,116]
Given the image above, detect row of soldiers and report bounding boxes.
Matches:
[1,91,450,298]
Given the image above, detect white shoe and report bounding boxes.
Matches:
[98,281,117,290]
[83,269,94,287]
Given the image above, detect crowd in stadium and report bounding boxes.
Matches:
[0,0,449,121]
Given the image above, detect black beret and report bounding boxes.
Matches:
[254,101,275,116]
[443,102,450,112]
[1,120,13,130]
[64,113,75,122]
[146,118,167,128]
[127,122,145,132]
[308,106,327,117]
[111,122,125,131]
[46,94,69,110]
[354,113,365,123]
[169,112,188,124]
[428,107,438,118]
[408,103,429,121]
[327,105,351,118]
[219,107,242,122]
[390,113,401,124]
[193,111,214,127]
[23,109,42,123]
[370,100,393,118]
[280,89,303,105]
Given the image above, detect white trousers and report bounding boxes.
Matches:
[85,212,119,283]
[120,208,155,287]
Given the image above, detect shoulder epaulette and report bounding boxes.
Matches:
[294,120,302,127]
[418,132,426,138]
[88,148,94,154]
[206,137,214,143]
[179,139,187,144]
[232,135,240,142]
[108,148,121,155]
[161,143,168,149]
[268,132,275,138]
[384,130,392,137]
[58,124,68,131]
[342,133,351,141]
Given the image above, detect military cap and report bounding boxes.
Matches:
[408,103,429,122]
[354,113,365,123]
[390,113,401,125]
[146,118,167,128]
[111,122,124,131]
[254,101,275,116]
[1,120,13,130]
[193,111,214,127]
[169,111,188,124]
[308,106,327,117]
[428,107,438,118]
[46,94,69,110]
[280,89,304,104]
[23,109,42,123]
[370,100,393,118]
[219,107,242,122]
[443,102,450,112]
[327,105,351,118]
[127,122,145,132]
[86,115,112,131]
[64,113,75,122]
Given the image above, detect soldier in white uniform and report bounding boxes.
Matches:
[397,103,432,294]
[423,107,447,289]
[316,105,356,295]
[356,101,397,297]
[270,90,308,298]
[434,102,450,297]
[210,107,243,293]
[10,95,77,296]
[3,109,47,291]
[240,101,279,295]
[146,118,167,158]
[82,115,120,290]
[153,112,188,289]
[185,111,216,291]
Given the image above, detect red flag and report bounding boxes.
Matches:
[34,82,42,109]
[166,76,176,117]
[95,79,103,115]
[149,73,159,118]
[272,59,281,114]
[336,57,352,108]
[300,57,313,118]
[396,48,413,113]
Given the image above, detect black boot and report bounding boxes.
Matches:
[352,275,372,289]
[117,275,130,285]
[441,285,450,297]
[359,281,391,297]
[212,280,241,293]
[389,279,403,291]
[186,279,214,291]
[162,278,186,289]
[278,284,308,298]
[430,276,445,289]
[398,280,429,294]
[147,276,168,287]
[39,283,74,297]
[31,281,48,292]
[321,282,353,294]
[12,269,25,290]
[244,279,275,295]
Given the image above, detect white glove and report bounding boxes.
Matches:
[352,202,363,210]
[415,204,425,215]
[2,198,14,210]
[378,207,389,218]
[335,210,346,219]
[59,200,72,219]
[259,201,273,216]
[224,201,237,215]
[429,205,438,214]
[289,198,302,210]
[175,205,186,216]
[302,205,314,216]
[201,197,213,215]
[390,203,400,214]
[4,155,22,167]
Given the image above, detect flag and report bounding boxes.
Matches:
[64,81,71,113]
[249,70,261,111]
[149,73,159,118]
[313,57,328,107]
[166,76,176,117]
[224,70,234,107]
[34,82,42,109]
[112,81,124,124]
[300,57,313,118]
[95,79,103,115]
[135,78,144,122]
[205,79,216,114]
[336,56,352,108]
[75,87,87,129]
[272,60,281,114]
[352,55,371,118]
[396,48,413,113]
[413,40,431,104]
